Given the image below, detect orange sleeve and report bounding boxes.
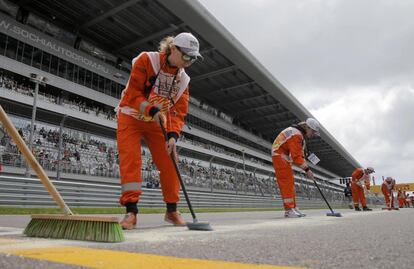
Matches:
[120,53,155,117]
[351,168,363,182]
[286,134,306,166]
[167,88,189,137]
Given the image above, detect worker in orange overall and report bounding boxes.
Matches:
[404,191,411,208]
[397,190,406,208]
[364,175,371,192]
[351,167,375,211]
[381,177,395,210]
[116,33,203,229]
[271,118,320,218]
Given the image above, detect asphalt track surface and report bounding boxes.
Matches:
[0,208,412,269]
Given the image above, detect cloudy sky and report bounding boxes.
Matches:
[199,0,414,184]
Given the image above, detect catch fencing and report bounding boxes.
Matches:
[0,175,350,209]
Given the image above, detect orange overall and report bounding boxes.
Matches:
[397,191,405,208]
[404,192,410,208]
[117,51,189,206]
[271,127,307,210]
[381,181,393,208]
[351,168,368,208]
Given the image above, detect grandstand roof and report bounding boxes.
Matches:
[13,0,360,176]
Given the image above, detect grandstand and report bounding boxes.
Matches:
[0,0,364,208]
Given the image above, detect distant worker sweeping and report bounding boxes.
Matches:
[271,118,320,218]
[116,32,203,229]
[397,190,407,208]
[381,177,396,210]
[351,167,375,211]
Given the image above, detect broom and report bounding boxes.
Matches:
[0,106,124,242]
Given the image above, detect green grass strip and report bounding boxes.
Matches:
[0,206,359,215]
[0,207,285,215]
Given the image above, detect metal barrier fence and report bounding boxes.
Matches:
[0,175,354,209]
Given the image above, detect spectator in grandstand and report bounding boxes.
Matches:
[18,128,24,138]
[381,177,395,210]
[351,167,375,211]
[343,182,353,209]
[271,118,320,218]
[116,32,203,229]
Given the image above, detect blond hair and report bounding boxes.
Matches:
[158,36,174,53]
[298,122,307,128]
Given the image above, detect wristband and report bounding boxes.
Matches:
[148,106,160,117]
[167,132,179,142]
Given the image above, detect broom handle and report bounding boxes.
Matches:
[159,120,198,221]
[0,105,73,215]
[312,177,335,213]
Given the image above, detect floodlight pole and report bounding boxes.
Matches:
[25,74,47,178]
[56,115,68,181]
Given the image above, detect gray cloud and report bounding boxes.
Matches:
[200,0,414,89]
[199,0,414,182]
[312,86,414,181]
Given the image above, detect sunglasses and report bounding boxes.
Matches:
[176,46,197,63]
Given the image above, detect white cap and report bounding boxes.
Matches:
[366,167,375,173]
[305,118,320,136]
[173,32,203,59]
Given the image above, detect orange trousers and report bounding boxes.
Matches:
[117,112,180,206]
[272,156,296,210]
[351,182,366,207]
[398,198,405,208]
[382,189,391,208]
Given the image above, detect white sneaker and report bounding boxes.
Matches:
[284,208,302,218]
[294,208,306,217]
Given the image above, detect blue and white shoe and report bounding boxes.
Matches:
[284,208,302,218]
[294,208,306,217]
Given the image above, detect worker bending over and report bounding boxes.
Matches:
[351,167,374,211]
[272,118,320,218]
[381,177,396,210]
